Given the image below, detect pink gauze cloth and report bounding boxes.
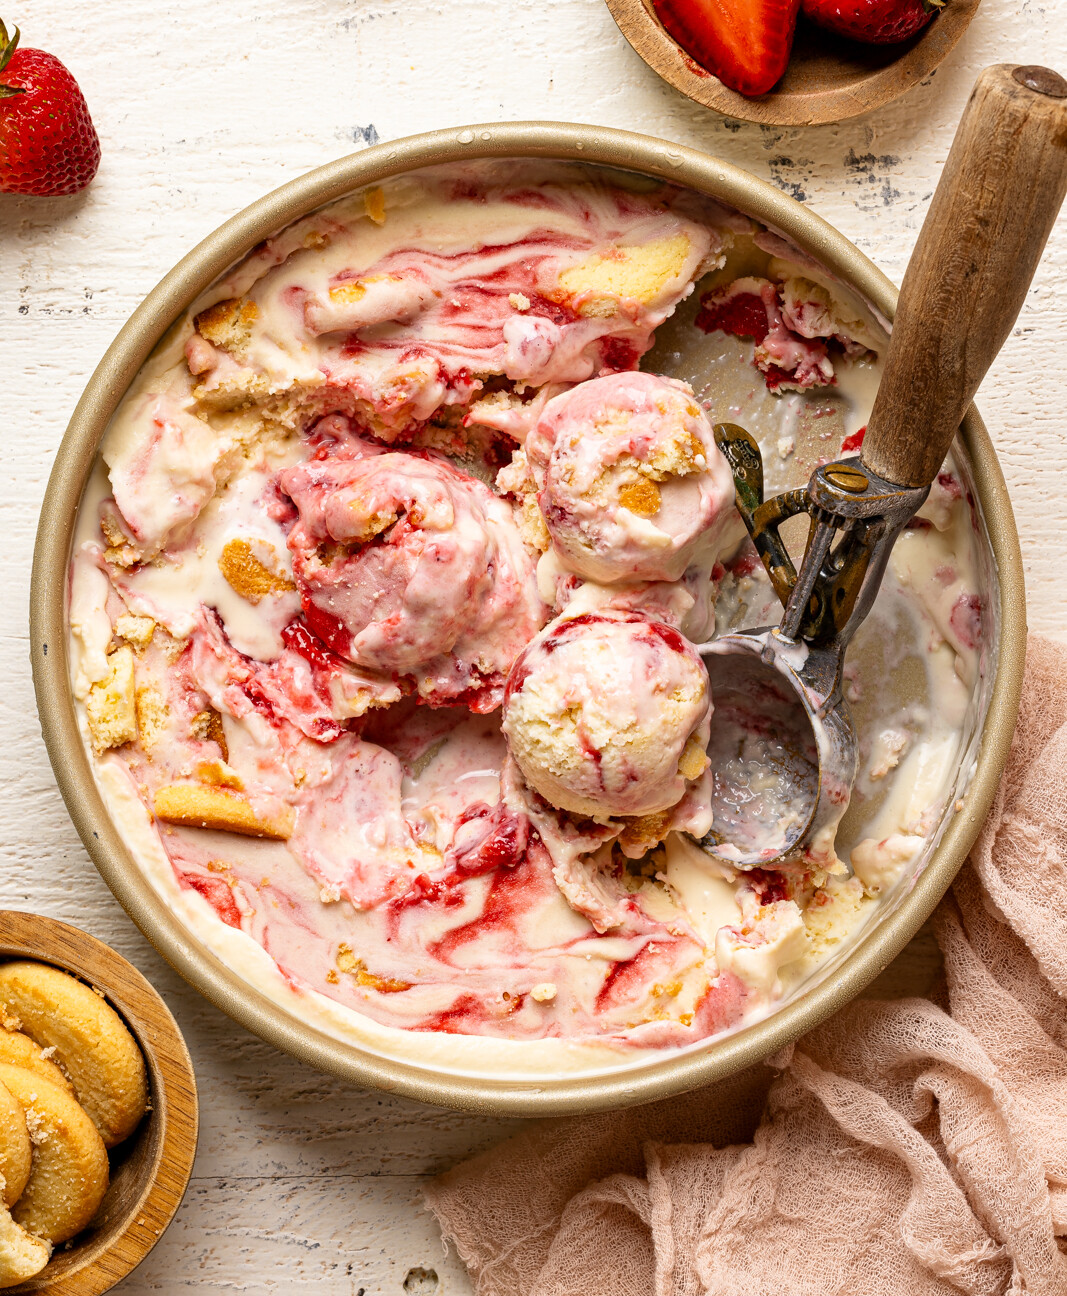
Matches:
[424,634,1067,1296]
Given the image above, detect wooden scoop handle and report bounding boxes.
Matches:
[861,65,1067,490]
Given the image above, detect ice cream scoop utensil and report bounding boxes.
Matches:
[694,427,924,870]
[693,63,1067,870]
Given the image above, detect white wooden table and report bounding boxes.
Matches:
[3,1,1065,1290]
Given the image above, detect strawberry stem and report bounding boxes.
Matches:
[0,19,17,63]
[0,18,25,95]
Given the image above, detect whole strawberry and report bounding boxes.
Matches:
[800,0,944,44]
[0,19,100,195]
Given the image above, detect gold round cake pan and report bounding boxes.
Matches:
[0,911,197,1294]
[30,123,1025,1116]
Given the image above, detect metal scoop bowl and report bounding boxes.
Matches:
[700,635,853,870]
[689,63,1067,871]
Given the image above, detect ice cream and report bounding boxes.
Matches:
[525,371,739,584]
[280,436,544,710]
[502,609,711,820]
[64,159,990,1076]
[695,274,877,392]
[176,162,722,446]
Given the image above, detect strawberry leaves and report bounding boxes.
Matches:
[0,19,26,98]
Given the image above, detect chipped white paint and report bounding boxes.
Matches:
[2,0,1066,1290]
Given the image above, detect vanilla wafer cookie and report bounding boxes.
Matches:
[0,1206,50,1289]
[0,1064,109,1245]
[0,1077,30,1208]
[0,963,147,1148]
[0,1027,73,1094]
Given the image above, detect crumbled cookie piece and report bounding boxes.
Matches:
[618,479,661,518]
[99,506,139,569]
[328,279,369,306]
[336,943,410,993]
[114,613,155,651]
[642,428,706,478]
[556,233,693,316]
[190,709,229,761]
[677,733,710,781]
[342,509,399,545]
[195,759,243,791]
[153,783,295,840]
[135,684,169,754]
[496,449,550,554]
[515,495,550,554]
[193,296,258,356]
[618,810,672,855]
[218,538,296,604]
[364,186,386,225]
[86,646,137,754]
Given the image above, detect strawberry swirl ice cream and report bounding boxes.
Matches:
[502,610,712,820]
[526,371,739,584]
[280,439,544,711]
[66,160,990,1076]
[176,160,723,446]
[695,274,877,392]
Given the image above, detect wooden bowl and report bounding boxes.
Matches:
[604,0,984,125]
[0,912,198,1296]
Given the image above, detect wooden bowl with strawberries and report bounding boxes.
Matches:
[604,0,983,125]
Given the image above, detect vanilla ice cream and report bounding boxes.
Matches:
[502,609,710,820]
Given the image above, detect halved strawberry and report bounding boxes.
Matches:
[800,0,943,44]
[652,0,801,96]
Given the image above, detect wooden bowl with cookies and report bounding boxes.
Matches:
[0,912,197,1295]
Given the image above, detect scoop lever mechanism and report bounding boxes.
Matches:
[715,423,927,706]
